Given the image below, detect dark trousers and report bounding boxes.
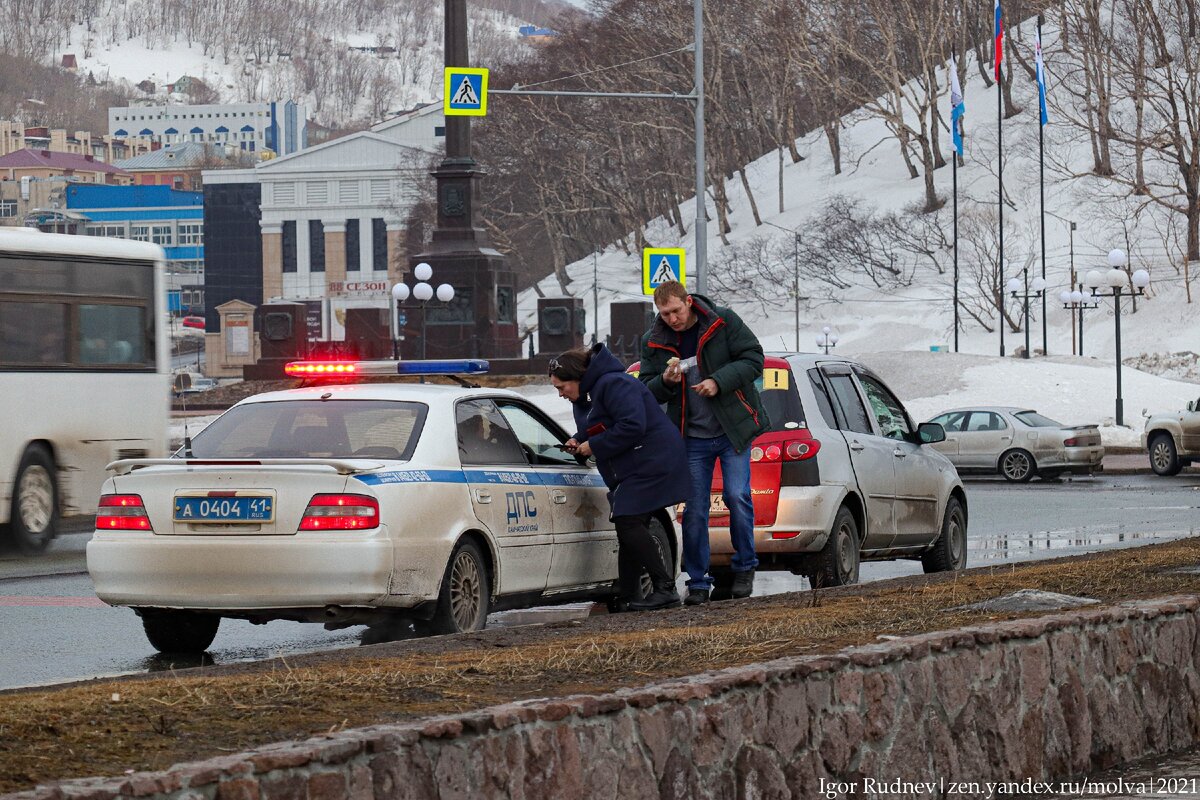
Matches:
[613,513,672,598]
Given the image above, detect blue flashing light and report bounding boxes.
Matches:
[394,359,490,375]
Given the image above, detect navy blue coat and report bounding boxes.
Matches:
[573,345,690,517]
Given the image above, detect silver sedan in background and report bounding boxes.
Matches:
[924,407,1104,482]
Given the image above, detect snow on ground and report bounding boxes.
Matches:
[171,349,1199,451]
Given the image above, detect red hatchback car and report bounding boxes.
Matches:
[180,315,205,329]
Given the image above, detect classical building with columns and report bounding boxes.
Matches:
[201,104,443,347]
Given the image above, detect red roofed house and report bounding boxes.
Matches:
[61,54,78,71]
[0,149,133,185]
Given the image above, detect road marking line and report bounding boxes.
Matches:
[0,596,107,608]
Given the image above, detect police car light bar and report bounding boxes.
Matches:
[284,359,490,377]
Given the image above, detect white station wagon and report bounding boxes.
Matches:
[87,360,679,654]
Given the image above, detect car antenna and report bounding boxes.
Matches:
[173,373,196,457]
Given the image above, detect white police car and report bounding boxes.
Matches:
[87,359,680,654]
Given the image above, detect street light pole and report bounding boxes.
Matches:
[816,326,839,355]
[1060,288,1098,357]
[393,262,455,362]
[1005,274,1046,359]
[1084,249,1150,426]
[793,233,800,352]
[592,247,599,346]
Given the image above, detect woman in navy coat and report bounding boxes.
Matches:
[549,344,689,610]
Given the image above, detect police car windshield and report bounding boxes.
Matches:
[188,400,427,460]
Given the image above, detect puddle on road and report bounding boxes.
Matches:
[972,528,1199,562]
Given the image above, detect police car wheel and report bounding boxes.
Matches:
[141,610,220,654]
[428,539,490,635]
[9,445,58,555]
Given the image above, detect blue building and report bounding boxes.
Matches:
[65,184,205,313]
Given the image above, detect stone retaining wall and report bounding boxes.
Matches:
[10,596,1200,800]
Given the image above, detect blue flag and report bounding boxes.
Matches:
[1035,28,1049,125]
[950,57,965,156]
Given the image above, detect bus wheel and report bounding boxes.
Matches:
[10,445,58,555]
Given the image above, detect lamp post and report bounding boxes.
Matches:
[392,262,455,360]
[1083,249,1150,426]
[816,326,839,355]
[1004,273,1047,359]
[1059,287,1098,356]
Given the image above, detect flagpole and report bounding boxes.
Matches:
[953,146,959,353]
[1038,15,1048,357]
[951,52,960,354]
[997,50,1005,358]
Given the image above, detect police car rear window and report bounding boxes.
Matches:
[188,400,427,460]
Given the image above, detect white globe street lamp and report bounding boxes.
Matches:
[1086,248,1148,426]
[1061,286,1099,356]
[816,327,839,355]
[393,264,456,360]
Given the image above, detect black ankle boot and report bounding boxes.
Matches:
[628,587,681,611]
[731,569,755,599]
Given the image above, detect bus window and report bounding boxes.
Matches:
[79,304,147,366]
[0,301,68,365]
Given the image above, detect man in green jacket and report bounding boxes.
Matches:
[639,281,769,604]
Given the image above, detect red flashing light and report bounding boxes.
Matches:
[96,494,152,531]
[298,494,380,531]
[284,361,359,377]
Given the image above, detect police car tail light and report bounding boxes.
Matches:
[97,494,152,531]
[299,494,380,530]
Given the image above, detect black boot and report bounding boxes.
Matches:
[731,569,755,599]
[629,582,681,611]
[684,588,710,606]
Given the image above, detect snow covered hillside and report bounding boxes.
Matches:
[514,12,1200,441]
[43,1,543,127]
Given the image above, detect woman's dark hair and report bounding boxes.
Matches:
[548,347,591,381]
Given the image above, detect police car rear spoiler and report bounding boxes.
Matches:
[106,458,385,476]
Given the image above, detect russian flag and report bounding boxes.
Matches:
[994,0,1004,81]
[1035,27,1049,125]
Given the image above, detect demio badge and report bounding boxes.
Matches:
[444,67,489,116]
[642,248,687,295]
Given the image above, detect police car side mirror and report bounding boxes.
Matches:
[916,422,946,445]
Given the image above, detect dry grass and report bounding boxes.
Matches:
[3,540,1200,791]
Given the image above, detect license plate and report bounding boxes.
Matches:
[173,495,274,523]
[709,494,728,515]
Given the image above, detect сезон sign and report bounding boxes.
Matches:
[328,281,389,298]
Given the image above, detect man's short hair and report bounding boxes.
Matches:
[652,281,689,306]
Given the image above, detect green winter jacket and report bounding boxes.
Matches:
[638,293,769,453]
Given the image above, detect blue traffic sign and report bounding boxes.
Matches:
[444,68,489,116]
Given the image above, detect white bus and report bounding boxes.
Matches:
[0,228,169,553]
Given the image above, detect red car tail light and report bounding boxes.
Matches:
[752,437,822,462]
[1063,437,1079,447]
[299,494,380,530]
[770,531,800,540]
[97,494,152,531]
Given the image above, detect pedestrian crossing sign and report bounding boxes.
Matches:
[444,67,488,116]
[642,248,686,295]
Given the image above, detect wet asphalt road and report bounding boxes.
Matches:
[2,472,1199,691]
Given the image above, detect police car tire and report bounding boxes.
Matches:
[428,539,491,635]
[141,610,220,654]
[641,517,674,598]
[9,445,58,555]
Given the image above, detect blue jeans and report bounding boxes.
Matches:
[682,434,758,590]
